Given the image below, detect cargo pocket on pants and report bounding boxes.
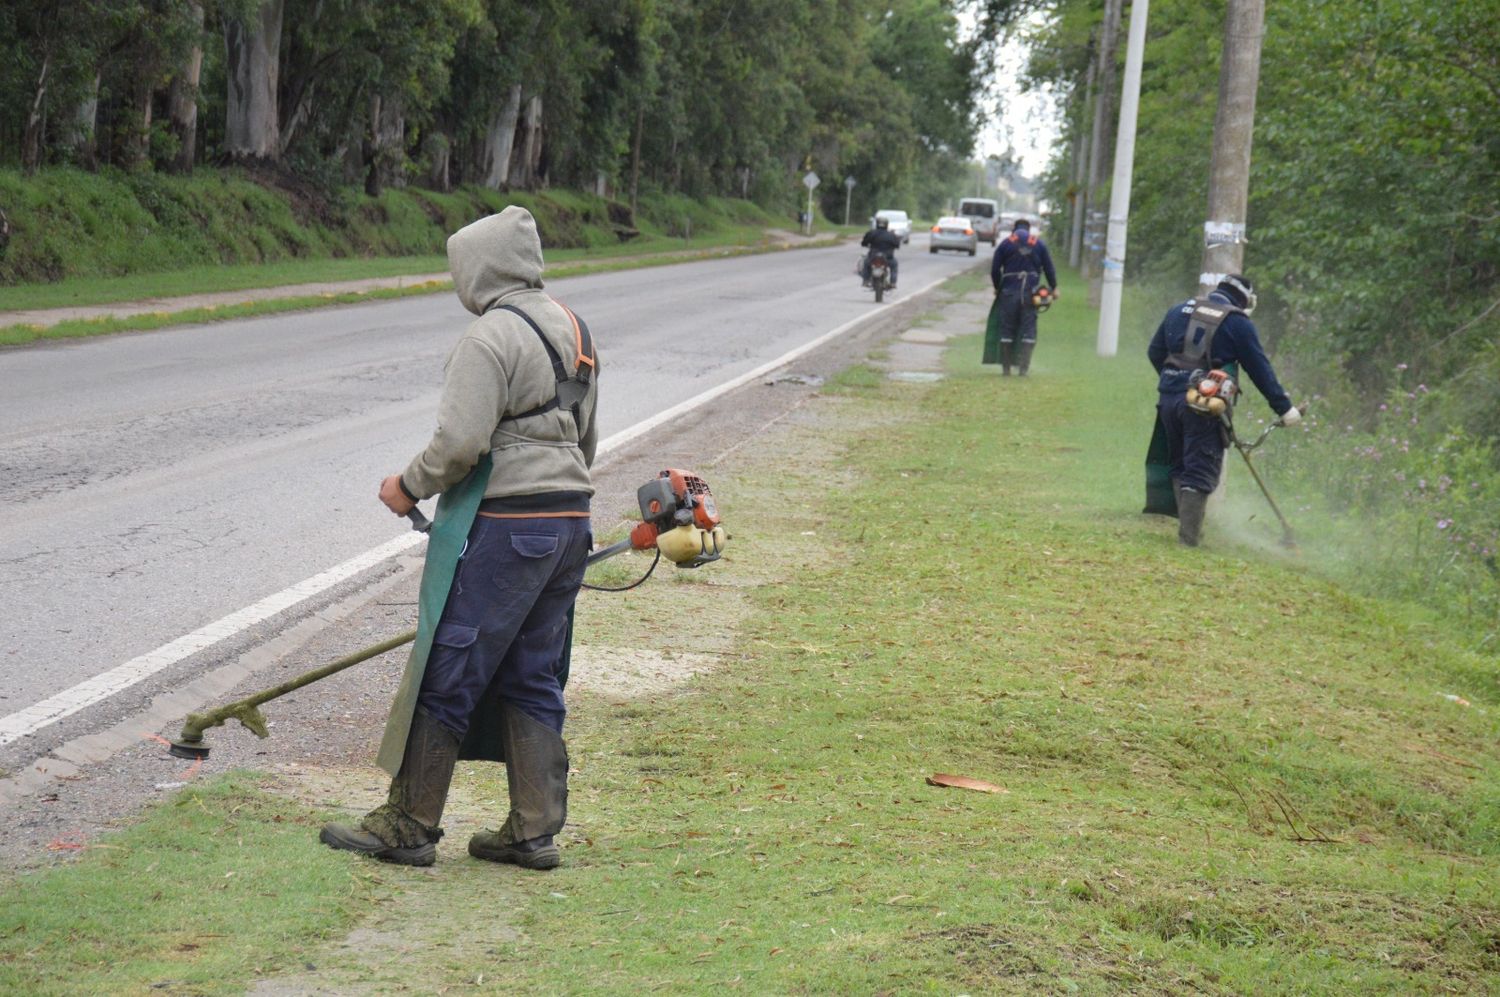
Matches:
[424,621,480,689]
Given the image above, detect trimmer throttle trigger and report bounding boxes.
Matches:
[406,508,432,533]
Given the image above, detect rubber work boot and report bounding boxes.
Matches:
[1177,487,1209,547]
[1016,342,1035,377]
[468,704,568,870]
[320,707,460,866]
[999,341,1014,376]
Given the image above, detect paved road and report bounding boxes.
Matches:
[0,235,980,757]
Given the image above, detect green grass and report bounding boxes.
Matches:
[0,776,383,994]
[0,256,450,311]
[4,273,1495,993]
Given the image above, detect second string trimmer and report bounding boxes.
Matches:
[168,469,726,759]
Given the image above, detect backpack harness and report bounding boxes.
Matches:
[1000,232,1041,292]
[494,302,596,428]
[1164,297,1239,372]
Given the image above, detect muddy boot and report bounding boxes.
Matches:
[999,341,1014,376]
[1171,480,1184,519]
[468,704,567,871]
[1177,487,1208,547]
[1016,342,1035,376]
[320,707,459,866]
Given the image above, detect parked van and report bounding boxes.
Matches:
[957,198,1000,244]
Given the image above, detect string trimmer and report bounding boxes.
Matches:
[167,470,726,759]
[1222,411,1302,549]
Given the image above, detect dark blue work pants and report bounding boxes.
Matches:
[997,290,1037,344]
[418,515,591,737]
[1158,392,1225,494]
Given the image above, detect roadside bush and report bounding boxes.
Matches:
[1259,371,1500,630]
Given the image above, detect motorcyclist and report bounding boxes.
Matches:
[860,216,902,288]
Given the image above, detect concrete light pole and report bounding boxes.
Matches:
[1095,0,1149,357]
[1199,0,1266,293]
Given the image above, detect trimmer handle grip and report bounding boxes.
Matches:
[406,508,432,533]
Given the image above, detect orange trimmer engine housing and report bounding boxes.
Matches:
[628,469,720,550]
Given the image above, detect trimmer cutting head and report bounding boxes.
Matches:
[168,731,211,759]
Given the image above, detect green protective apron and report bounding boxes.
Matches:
[981,296,1004,364]
[1143,361,1239,518]
[374,456,491,777]
[1143,415,1177,516]
[373,455,578,775]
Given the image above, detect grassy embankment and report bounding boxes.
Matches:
[1,273,1495,993]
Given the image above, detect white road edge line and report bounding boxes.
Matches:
[0,275,952,747]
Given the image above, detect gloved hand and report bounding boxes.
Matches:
[1049,287,1059,299]
[1279,406,1302,427]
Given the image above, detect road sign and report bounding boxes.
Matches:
[802,171,820,191]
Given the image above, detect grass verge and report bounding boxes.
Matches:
[4,274,1495,993]
[0,234,842,347]
[0,776,382,994]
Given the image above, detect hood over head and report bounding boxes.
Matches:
[447,206,545,316]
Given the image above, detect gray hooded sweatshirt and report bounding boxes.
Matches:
[401,207,599,506]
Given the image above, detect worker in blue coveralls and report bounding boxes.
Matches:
[984,218,1058,375]
[1146,274,1301,546]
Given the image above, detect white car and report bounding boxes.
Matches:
[929,216,978,256]
[873,209,912,245]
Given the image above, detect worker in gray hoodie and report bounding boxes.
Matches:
[321,206,599,870]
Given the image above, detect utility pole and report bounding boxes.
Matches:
[1199,0,1266,293]
[1082,0,1122,301]
[1095,0,1149,356]
[1068,35,1097,268]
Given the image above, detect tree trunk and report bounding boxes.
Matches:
[1199,0,1266,293]
[167,2,205,174]
[628,102,645,215]
[1068,37,1097,268]
[223,0,284,162]
[363,94,405,197]
[118,76,154,170]
[510,94,543,189]
[21,53,51,175]
[425,132,451,191]
[1083,0,1121,293]
[64,73,100,170]
[483,84,522,189]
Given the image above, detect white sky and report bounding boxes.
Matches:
[960,8,1062,178]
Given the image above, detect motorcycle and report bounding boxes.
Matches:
[859,251,893,303]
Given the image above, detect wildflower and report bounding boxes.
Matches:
[1379,403,1388,411]
[1394,472,1406,482]
[1418,384,1428,394]
[1418,479,1427,490]
[1437,518,1452,530]
[1396,363,1409,371]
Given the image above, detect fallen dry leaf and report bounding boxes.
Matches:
[926,773,1009,794]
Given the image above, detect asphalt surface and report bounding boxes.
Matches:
[0,235,981,782]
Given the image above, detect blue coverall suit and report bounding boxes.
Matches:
[1147,291,1293,493]
[990,228,1057,347]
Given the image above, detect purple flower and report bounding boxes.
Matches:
[1437,518,1452,530]
[1396,363,1409,371]
[1379,403,1388,411]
